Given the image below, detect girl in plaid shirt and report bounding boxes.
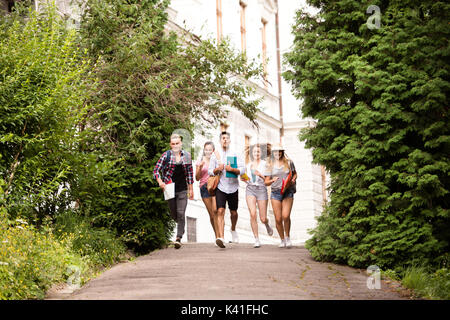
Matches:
[153,134,194,249]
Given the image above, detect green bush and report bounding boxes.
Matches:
[0,209,85,300]
[285,0,449,270]
[0,178,125,300]
[54,211,126,267]
[0,2,95,223]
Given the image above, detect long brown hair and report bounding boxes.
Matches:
[266,148,290,172]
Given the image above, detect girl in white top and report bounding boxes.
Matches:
[242,144,274,248]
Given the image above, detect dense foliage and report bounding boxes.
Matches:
[0,4,126,299]
[0,4,94,223]
[284,0,449,271]
[72,0,263,252]
[0,0,263,299]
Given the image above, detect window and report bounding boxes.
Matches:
[187,217,197,242]
[216,0,223,43]
[239,1,246,52]
[261,19,268,88]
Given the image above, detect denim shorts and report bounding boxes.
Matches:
[271,188,295,201]
[199,183,211,198]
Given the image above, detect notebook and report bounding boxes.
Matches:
[164,182,175,200]
[226,156,238,178]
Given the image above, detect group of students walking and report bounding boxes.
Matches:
[153,131,297,249]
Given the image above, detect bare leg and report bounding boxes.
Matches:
[246,196,258,238]
[230,210,238,232]
[281,197,294,238]
[216,207,225,239]
[257,199,268,225]
[271,199,284,240]
[202,197,218,238]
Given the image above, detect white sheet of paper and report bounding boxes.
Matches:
[164,182,175,200]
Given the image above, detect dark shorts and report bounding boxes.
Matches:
[215,188,239,211]
[271,188,295,201]
[199,183,211,198]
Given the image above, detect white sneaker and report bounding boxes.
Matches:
[265,223,273,236]
[285,237,292,248]
[279,239,286,248]
[231,230,239,243]
[254,239,261,248]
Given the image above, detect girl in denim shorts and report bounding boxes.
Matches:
[195,141,219,239]
[264,144,297,248]
[242,144,274,248]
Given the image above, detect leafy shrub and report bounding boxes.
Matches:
[0,3,95,223]
[0,209,85,300]
[54,210,126,267]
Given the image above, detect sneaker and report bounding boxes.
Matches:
[265,223,273,236]
[285,237,292,248]
[254,239,261,248]
[216,238,226,248]
[174,239,182,249]
[279,239,286,248]
[231,230,239,243]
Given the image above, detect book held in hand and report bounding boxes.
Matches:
[226,156,238,178]
[281,172,292,195]
[164,182,175,200]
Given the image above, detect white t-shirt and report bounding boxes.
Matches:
[208,148,245,194]
[246,160,267,187]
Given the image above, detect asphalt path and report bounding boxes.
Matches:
[46,243,412,300]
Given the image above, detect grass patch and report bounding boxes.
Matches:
[401,266,450,300]
[381,265,450,300]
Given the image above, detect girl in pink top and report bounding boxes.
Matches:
[195,141,219,239]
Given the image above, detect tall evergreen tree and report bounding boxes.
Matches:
[284,0,449,270]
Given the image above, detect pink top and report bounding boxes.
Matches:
[196,158,209,187]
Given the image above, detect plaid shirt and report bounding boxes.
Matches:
[153,150,194,185]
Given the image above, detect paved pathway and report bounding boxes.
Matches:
[46,243,412,300]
